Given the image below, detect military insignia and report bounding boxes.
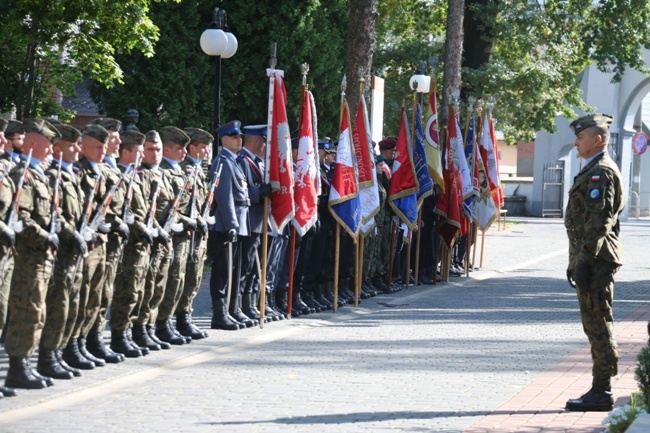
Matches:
[591,175,600,182]
[590,188,600,199]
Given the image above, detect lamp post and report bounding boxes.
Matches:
[200,7,238,157]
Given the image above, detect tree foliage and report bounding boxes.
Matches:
[0,0,169,120]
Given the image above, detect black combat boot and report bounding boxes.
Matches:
[146,325,171,349]
[77,337,106,367]
[210,298,241,330]
[55,349,82,377]
[155,319,186,345]
[62,339,95,370]
[87,331,124,363]
[241,293,261,322]
[176,312,207,340]
[0,385,17,397]
[5,357,47,390]
[302,288,323,312]
[132,324,161,351]
[230,294,257,327]
[293,291,313,315]
[126,328,150,355]
[266,291,284,321]
[37,349,74,380]
[110,329,142,358]
[565,377,614,412]
[315,284,333,310]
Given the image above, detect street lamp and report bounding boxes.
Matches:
[200,7,238,157]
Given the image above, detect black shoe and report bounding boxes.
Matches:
[77,338,106,367]
[155,320,186,345]
[176,313,208,340]
[132,325,161,351]
[55,349,82,377]
[87,331,124,363]
[0,385,17,397]
[62,339,95,370]
[37,349,74,380]
[146,325,171,349]
[5,357,47,390]
[110,330,142,358]
[565,387,614,412]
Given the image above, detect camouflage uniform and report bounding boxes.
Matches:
[0,157,16,334]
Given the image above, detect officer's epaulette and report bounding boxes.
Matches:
[136,168,144,175]
[185,167,194,175]
[72,166,80,174]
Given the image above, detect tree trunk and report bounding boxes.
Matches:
[442,0,465,125]
[462,0,495,97]
[344,0,378,120]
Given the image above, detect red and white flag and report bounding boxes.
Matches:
[265,69,295,232]
[480,111,504,208]
[292,89,320,236]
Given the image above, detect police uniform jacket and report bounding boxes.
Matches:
[210,148,249,236]
[237,147,266,234]
[565,152,625,271]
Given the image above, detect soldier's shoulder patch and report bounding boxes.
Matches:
[591,175,600,182]
[589,188,600,199]
[185,167,194,175]
[72,166,80,174]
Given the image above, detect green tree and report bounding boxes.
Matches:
[0,0,173,120]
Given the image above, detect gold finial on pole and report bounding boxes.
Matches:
[301,62,309,87]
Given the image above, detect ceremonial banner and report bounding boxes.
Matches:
[388,107,419,229]
[480,111,504,208]
[463,114,479,217]
[472,148,498,231]
[424,83,444,190]
[414,103,433,204]
[292,89,320,236]
[329,98,361,239]
[265,69,295,232]
[353,93,380,236]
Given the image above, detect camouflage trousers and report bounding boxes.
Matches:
[157,234,190,321]
[93,234,122,333]
[136,241,172,326]
[0,249,14,331]
[72,242,106,339]
[362,230,378,282]
[40,248,83,350]
[176,232,206,314]
[576,268,619,380]
[4,245,54,357]
[110,241,148,331]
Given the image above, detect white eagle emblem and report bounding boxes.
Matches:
[277,121,291,173]
[295,136,316,188]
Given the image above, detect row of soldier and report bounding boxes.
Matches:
[0,116,435,398]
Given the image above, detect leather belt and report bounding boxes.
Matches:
[235,199,250,207]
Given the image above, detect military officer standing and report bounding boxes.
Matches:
[564,114,625,412]
[176,127,213,340]
[2,120,25,166]
[4,119,60,390]
[209,120,249,331]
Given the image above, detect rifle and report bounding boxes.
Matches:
[200,163,222,228]
[49,152,64,277]
[117,155,141,261]
[0,149,33,280]
[149,165,198,270]
[71,168,101,281]
[187,166,201,253]
[0,163,12,194]
[143,178,161,256]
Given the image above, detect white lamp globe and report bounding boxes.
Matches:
[221,33,238,59]
[200,28,228,56]
[409,74,431,93]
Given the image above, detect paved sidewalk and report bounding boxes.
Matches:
[0,218,649,433]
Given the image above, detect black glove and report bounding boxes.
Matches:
[72,230,88,256]
[0,224,15,248]
[259,183,272,199]
[572,261,591,290]
[117,223,130,240]
[198,219,209,237]
[226,229,237,243]
[157,227,170,245]
[185,218,197,231]
[46,233,60,250]
[566,269,576,288]
[142,228,155,246]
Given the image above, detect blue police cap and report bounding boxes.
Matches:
[243,124,267,137]
[318,137,333,150]
[216,120,243,138]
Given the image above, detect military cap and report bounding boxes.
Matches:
[243,124,267,137]
[92,117,122,132]
[42,117,62,125]
[318,137,333,150]
[0,118,7,132]
[83,124,109,144]
[378,137,398,150]
[160,126,191,147]
[216,120,243,138]
[55,124,82,143]
[120,130,146,146]
[6,120,24,135]
[24,118,62,144]
[569,113,613,135]
[144,130,161,144]
[184,127,214,145]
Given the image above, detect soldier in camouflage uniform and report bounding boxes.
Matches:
[134,130,174,350]
[4,118,60,390]
[110,130,157,357]
[86,118,128,364]
[2,120,25,166]
[37,125,88,381]
[175,127,213,340]
[564,114,625,412]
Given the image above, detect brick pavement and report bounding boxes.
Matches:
[0,218,648,433]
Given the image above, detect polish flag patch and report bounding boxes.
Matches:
[591,175,600,182]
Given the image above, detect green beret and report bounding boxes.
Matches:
[120,130,146,147]
[0,118,7,132]
[55,124,82,143]
[144,130,161,144]
[92,117,122,132]
[569,113,613,134]
[184,127,214,145]
[24,118,62,144]
[83,124,109,144]
[6,120,24,135]
[160,126,191,147]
